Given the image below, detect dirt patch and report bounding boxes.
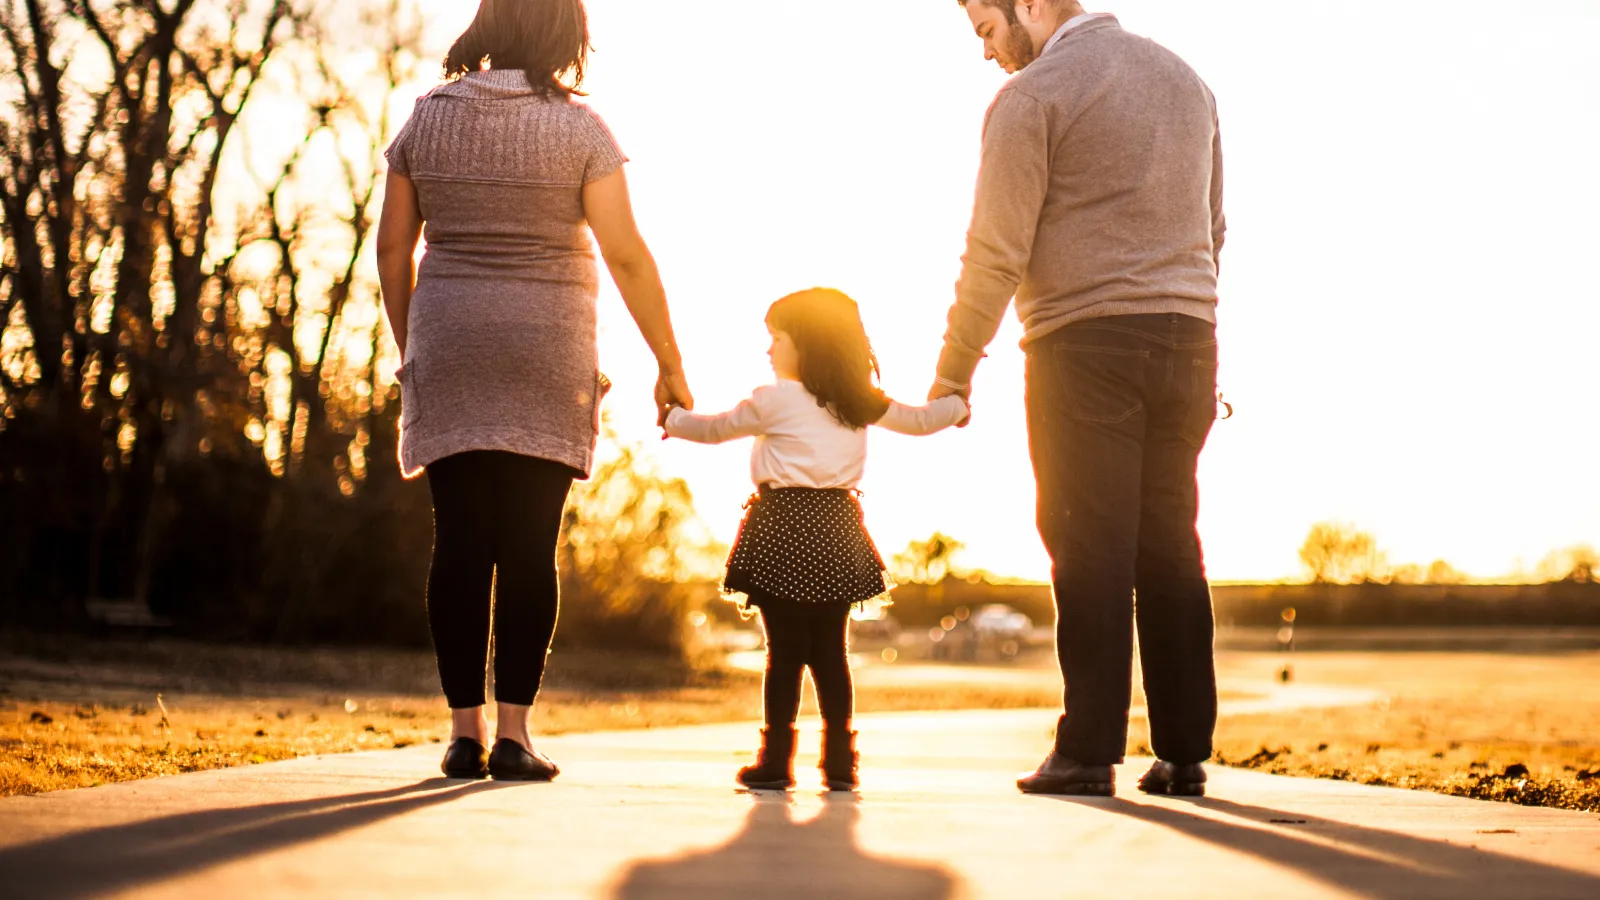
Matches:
[1130,650,1600,813]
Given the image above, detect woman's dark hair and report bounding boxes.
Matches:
[443,0,591,96]
[766,288,892,430]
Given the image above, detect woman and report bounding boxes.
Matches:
[375,0,692,781]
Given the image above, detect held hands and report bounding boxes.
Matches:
[655,367,694,437]
[928,381,973,428]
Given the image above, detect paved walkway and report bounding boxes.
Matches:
[2,708,1598,899]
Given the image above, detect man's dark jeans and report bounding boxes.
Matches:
[1025,313,1219,766]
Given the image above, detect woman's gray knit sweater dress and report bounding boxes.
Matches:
[384,70,626,479]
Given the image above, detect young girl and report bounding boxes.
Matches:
[663,287,970,790]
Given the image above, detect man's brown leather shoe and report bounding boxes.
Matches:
[1137,760,1207,796]
[1017,751,1114,796]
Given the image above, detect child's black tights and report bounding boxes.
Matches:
[758,605,853,727]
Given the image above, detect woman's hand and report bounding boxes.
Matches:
[655,369,694,427]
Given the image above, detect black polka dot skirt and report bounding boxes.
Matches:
[723,486,890,612]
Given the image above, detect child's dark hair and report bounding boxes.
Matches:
[766,288,891,430]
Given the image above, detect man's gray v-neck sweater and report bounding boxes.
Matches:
[938,16,1224,386]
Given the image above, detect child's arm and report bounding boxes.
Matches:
[664,394,768,444]
[876,394,971,436]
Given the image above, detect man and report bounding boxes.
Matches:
[932,0,1226,797]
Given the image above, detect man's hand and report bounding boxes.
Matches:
[928,381,973,428]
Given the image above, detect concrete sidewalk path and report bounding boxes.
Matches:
[2,708,1598,899]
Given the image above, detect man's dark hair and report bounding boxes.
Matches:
[444,0,591,96]
[957,0,1082,23]
[958,0,1018,23]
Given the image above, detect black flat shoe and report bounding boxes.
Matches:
[1017,750,1115,796]
[488,738,560,782]
[1137,760,1207,797]
[440,738,489,779]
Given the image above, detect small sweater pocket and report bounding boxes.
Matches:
[398,359,425,430]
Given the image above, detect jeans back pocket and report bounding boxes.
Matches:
[1052,343,1148,426]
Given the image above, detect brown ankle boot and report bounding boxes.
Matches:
[820,728,858,791]
[737,726,796,790]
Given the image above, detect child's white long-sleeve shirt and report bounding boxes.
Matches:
[664,379,969,489]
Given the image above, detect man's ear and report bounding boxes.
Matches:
[1016,0,1045,26]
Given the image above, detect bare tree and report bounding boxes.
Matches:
[0,0,428,626]
[893,532,966,585]
[2,1,722,656]
[1423,559,1468,585]
[1537,545,1598,585]
[1298,521,1387,585]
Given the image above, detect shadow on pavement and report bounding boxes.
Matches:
[1060,794,1600,899]
[613,793,959,900]
[0,776,512,899]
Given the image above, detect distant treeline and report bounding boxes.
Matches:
[879,580,1600,630]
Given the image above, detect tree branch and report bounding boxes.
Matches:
[0,13,43,133]
[174,45,225,109]
[71,0,144,109]
[24,0,73,180]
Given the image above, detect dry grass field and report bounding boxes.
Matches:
[0,633,1077,797]
[0,640,740,797]
[5,633,1599,813]
[1139,649,1600,813]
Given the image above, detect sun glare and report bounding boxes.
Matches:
[406,0,1600,583]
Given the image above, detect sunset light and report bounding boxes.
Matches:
[4,2,1600,893]
[391,0,1600,583]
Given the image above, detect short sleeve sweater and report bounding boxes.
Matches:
[384,70,627,479]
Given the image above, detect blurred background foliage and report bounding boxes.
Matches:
[0,0,719,657]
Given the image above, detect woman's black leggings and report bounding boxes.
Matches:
[759,605,854,728]
[425,451,574,709]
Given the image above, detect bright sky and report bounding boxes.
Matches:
[409,0,1600,583]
